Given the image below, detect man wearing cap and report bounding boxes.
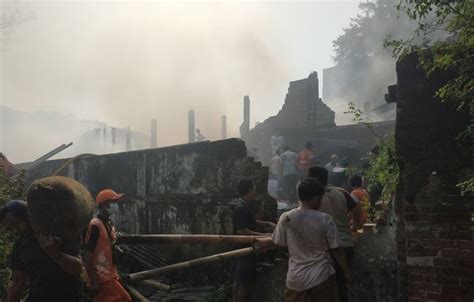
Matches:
[83,189,131,302]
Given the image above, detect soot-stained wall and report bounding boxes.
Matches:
[26,139,272,236]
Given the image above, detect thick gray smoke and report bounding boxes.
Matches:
[1,1,361,163]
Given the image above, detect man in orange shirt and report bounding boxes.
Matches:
[297,142,314,180]
[83,189,131,302]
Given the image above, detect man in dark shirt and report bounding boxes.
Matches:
[232,179,275,302]
[0,200,83,302]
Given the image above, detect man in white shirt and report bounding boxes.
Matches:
[272,178,351,302]
[280,146,298,203]
[270,132,285,155]
[308,166,360,302]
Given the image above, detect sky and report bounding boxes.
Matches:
[1,0,361,148]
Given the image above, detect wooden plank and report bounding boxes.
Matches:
[127,247,263,282]
[117,234,270,245]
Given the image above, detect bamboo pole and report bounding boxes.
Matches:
[117,234,270,245]
[125,284,149,302]
[139,279,171,291]
[127,246,273,282]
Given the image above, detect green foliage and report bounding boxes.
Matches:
[364,136,399,200]
[388,0,474,194]
[0,169,26,298]
[345,102,399,200]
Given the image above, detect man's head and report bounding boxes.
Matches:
[238,179,256,201]
[349,175,363,189]
[283,145,290,152]
[330,154,338,164]
[298,178,325,210]
[96,189,124,216]
[276,149,281,156]
[305,142,313,150]
[0,200,30,235]
[308,166,329,186]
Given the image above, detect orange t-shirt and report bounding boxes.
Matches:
[351,188,370,225]
[297,149,314,175]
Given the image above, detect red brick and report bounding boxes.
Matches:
[418,239,454,249]
[441,249,474,259]
[456,260,474,269]
[433,258,455,268]
[461,278,474,288]
[409,273,424,282]
[439,231,471,240]
[454,240,474,250]
[426,292,440,300]
[407,246,439,257]
[408,231,438,239]
[442,268,473,279]
[408,281,440,293]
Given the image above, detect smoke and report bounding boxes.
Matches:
[1,1,362,162]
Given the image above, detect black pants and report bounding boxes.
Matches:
[332,246,354,302]
[282,174,298,203]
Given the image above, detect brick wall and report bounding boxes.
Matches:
[395,52,474,301]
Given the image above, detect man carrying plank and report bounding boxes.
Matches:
[272,178,351,302]
[232,179,276,302]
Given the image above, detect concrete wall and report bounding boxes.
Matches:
[395,52,474,301]
[27,139,272,237]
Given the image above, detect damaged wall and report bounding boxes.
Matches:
[242,72,394,165]
[395,52,474,301]
[27,138,273,237]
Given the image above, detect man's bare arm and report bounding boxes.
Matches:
[6,271,27,302]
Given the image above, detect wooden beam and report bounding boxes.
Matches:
[127,246,273,282]
[117,234,270,245]
[125,284,149,302]
[139,279,170,291]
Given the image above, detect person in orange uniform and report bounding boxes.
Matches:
[83,189,131,302]
[349,175,370,227]
[297,142,315,180]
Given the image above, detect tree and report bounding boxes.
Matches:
[0,169,25,298]
[387,0,473,194]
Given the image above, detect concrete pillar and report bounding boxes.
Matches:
[239,96,250,138]
[102,127,107,149]
[188,110,195,143]
[111,127,116,150]
[126,126,132,151]
[221,115,227,139]
[150,119,157,148]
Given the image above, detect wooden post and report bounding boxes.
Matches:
[117,234,270,245]
[125,284,149,302]
[139,279,171,291]
[127,247,273,282]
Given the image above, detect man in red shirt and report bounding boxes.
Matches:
[297,142,314,179]
[83,189,131,302]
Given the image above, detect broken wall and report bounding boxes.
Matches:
[27,138,272,237]
[395,52,474,301]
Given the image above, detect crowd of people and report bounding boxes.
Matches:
[233,166,370,302]
[1,189,131,302]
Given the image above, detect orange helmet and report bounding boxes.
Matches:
[95,189,124,205]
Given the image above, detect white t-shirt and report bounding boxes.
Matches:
[270,135,285,154]
[270,155,281,175]
[272,207,340,291]
[281,151,298,175]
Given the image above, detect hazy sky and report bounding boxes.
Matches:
[1,0,361,147]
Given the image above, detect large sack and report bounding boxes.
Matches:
[26,176,94,250]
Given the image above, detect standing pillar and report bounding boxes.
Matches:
[188,110,195,143]
[221,115,227,139]
[239,96,250,138]
[150,119,157,148]
[111,127,116,151]
[126,126,132,151]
